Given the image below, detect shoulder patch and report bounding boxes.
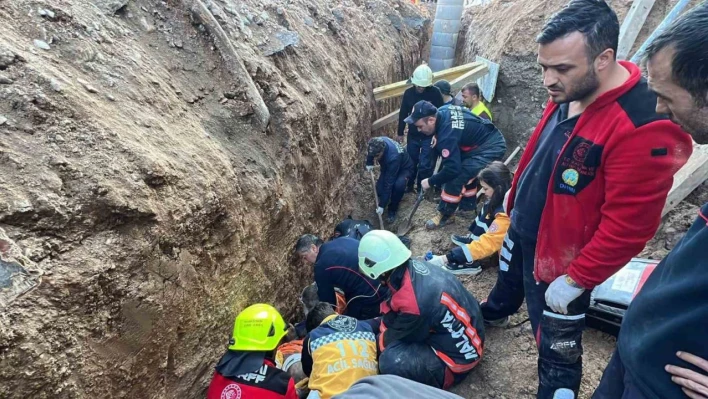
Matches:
[616,77,669,128]
[442,149,450,158]
[489,222,499,233]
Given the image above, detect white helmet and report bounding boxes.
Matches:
[358,230,412,280]
[410,64,433,87]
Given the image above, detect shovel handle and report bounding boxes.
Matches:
[369,170,385,229]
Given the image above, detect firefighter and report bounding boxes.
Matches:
[295,234,388,320]
[300,302,379,399]
[397,63,445,192]
[460,83,493,121]
[405,101,506,229]
[365,136,414,223]
[206,304,298,399]
[358,230,485,389]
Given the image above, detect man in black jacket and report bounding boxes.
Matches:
[406,101,506,229]
[593,4,708,398]
[397,63,445,193]
[365,136,414,223]
[295,234,388,320]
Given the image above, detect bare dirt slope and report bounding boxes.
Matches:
[0,0,429,397]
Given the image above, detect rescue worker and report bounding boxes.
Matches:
[406,101,506,229]
[461,83,492,121]
[331,218,372,241]
[300,302,378,399]
[427,161,512,275]
[295,234,388,320]
[358,230,485,389]
[365,136,414,223]
[397,63,445,193]
[479,1,692,398]
[594,4,708,398]
[434,80,460,106]
[206,304,298,399]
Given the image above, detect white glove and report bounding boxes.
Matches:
[376,207,384,215]
[366,165,374,172]
[428,255,448,268]
[545,275,585,314]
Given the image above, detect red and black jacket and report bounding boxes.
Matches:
[379,260,485,388]
[206,352,297,399]
[506,61,692,289]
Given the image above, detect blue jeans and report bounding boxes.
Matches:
[593,350,648,399]
[406,136,433,189]
[481,226,592,399]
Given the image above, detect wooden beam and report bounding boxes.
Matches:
[372,110,400,131]
[373,62,488,102]
[618,0,657,60]
[662,143,708,217]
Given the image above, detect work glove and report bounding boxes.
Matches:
[545,274,585,314]
[366,165,374,172]
[376,207,384,215]
[427,255,448,268]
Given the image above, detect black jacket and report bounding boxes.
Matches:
[427,105,506,187]
[398,86,444,139]
[618,202,708,399]
[366,137,413,206]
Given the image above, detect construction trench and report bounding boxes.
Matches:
[0,0,706,398]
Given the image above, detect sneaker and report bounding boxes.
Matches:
[443,262,482,276]
[451,233,473,246]
[484,316,510,328]
[386,210,397,224]
[425,212,455,230]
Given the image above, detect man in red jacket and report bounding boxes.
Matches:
[479,1,692,398]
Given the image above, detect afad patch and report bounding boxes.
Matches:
[442,149,450,158]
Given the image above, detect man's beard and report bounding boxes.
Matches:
[553,67,601,104]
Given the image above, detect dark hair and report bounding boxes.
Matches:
[305,302,336,332]
[367,137,386,158]
[295,234,323,254]
[645,2,708,107]
[462,83,481,97]
[478,161,512,218]
[537,0,619,61]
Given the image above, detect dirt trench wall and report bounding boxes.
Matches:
[456,0,700,151]
[0,0,427,397]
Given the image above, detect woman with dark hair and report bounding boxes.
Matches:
[428,161,512,275]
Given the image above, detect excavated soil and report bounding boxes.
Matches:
[0,0,429,397]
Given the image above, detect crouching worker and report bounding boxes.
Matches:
[428,161,512,275]
[207,304,298,399]
[365,136,414,223]
[301,302,378,399]
[358,230,485,389]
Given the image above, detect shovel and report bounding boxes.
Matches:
[397,190,424,235]
[369,170,385,230]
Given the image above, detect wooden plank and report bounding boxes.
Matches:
[373,62,488,101]
[372,110,400,131]
[662,143,708,217]
[371,63,490,131]
[617,0,657,60]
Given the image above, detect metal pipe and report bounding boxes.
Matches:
[630,0,692,64]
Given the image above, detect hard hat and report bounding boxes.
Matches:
[358,230,412,279]
[229,304,288,352]
[410,64,433,87]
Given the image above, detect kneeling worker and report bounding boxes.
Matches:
[365,136,414,223]
[207,304,298,399]
[301,302,378,399]
[407,101,506,229]
[358,230,485,389]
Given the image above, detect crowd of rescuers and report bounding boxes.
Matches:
[207,0,708,398]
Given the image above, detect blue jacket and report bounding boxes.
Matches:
[427,105,506,187]
[366,137,413,207]
[314,238,389,316]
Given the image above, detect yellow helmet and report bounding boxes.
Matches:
[229,304,288,352]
